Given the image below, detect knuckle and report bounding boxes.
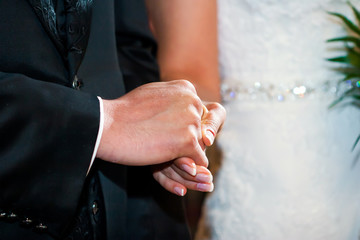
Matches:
[187,133,199,149]
[209,102,226,114]
[203,118,218,131]
[205,103,227,125]
[193,96,203,108]
[163,181,173,192]
[152,171,161,182]
[219,104,227,116]
[177,79,197,93]
[183,106,202,126]
[208,102,222,110]
[189,97,203,115]
[179,79,193,87]
[195,118,202,130]
[174,157,189,167]
[165,169,177,180]
[181,127,197,147]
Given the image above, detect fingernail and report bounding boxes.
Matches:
[196,173,213,183]
[174,187,185,196]
[197,183,214,192]
[181,164,196,176]
[205,129,215,145]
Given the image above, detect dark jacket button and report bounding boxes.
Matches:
[6,212,17,222]
[20,217,33,227]
[69,46,83,55]
[92,201,99,215]
[34,223,48,232]
[0,211,6,220]
[71,75,82,90]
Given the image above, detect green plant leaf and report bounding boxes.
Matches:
[327,56,349,63]
[329,96,345,108]
[334,66,360,76]
[348,1,360,25]
[330,47,360,67]
[328,11,360,35]
[351,102,360,108]
[329,87,357,108]
[351,95,360,100]
[327,36,360,47]
[340,73,359,81]
[343,86,357,96]
[328,4,360,150]
[352,134,360,151]
[327,53,360,67]
[347,47,360,67]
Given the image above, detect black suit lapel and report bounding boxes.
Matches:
[27,0,66,57]
[27,0,93,82]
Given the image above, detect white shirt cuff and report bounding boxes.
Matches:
[87,96,104,175]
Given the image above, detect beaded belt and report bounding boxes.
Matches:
[221,80,357,102]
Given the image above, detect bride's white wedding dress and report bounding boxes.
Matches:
[203,0,360,239]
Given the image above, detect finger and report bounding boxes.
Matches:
[177,124,208,167]
[173,157,197,176]
[190,141,209,167]
[173,160,213,183]
[152,170,188,196]
[201,102,226,146]
[198,137,206,151]
[201,104,209,119]
[194,165,213,183]
[158,164,214,192]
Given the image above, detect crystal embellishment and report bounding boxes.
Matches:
[221,80,355,102]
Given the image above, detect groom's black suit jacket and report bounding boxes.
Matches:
[0,0,190,239]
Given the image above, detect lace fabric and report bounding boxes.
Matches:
[202,1,360,239]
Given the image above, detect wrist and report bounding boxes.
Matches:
[96,99,115,160]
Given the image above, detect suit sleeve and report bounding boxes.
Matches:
[0,71,100,235]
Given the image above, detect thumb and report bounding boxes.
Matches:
[201,102,226,146]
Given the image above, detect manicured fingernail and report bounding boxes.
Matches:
[174,187,185,196]
[181,164,196,176]
[197,183,214,192]
[196,173,213,183]
[205,129,215,145]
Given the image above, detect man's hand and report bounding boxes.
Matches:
[152,102,226,196]
[202,102,226,146]
[96,80,208,167]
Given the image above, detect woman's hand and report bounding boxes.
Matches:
[145,0,225,195]
[152,157,213,196]
[152,102,226,196]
